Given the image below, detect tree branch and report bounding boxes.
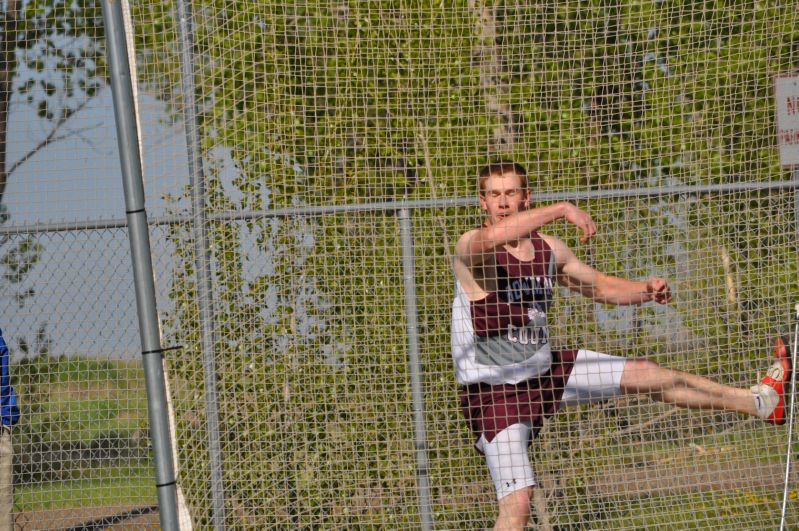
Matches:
[6,95,95,178]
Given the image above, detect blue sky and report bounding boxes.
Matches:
[4,87,190,358]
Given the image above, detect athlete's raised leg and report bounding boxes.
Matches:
[562,339,792,423]
[620,358,756,414]
[619,337,791,422]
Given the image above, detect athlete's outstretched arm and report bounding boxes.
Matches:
[455,202,595,266]
[544,235,672,306]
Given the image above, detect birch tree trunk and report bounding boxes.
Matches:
[471,1,516,154]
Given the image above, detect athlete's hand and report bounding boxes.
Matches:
[562,203,597,243]
[646,277,672,304]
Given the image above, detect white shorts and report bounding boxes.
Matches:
[480,349,627,499]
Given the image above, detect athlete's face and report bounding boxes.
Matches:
[479,171,529,225]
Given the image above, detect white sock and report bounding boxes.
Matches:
[751,383,778,419]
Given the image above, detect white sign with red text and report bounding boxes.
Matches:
[775,74,799,167]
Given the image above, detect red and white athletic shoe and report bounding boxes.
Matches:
[751,336,792,425]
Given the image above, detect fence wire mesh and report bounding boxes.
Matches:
[2,0,799,528]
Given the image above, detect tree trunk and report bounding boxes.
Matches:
[471,1,516,154]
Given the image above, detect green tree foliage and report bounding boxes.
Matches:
[138,2,488,526]
[131,0,797,527]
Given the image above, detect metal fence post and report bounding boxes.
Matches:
[795,172,799,259]
[173,0,227,527]
[398,208,433,530]
[100,0,179,529]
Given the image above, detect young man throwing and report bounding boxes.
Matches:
[451,161,792,530]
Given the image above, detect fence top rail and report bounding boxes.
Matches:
[3,178,799,235]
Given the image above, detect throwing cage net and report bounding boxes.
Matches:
[125,0,799,529]
[112,0,799,528]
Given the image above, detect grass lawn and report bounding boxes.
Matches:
[15,470,156,511]
[13,355,156,511]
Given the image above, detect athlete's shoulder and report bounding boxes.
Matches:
[458,226,483,240]
[537,233,577,265]
[454,226,484,259]
[536,232,560,250]
[537,232,566,247]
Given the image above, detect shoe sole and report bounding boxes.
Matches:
[773,335,793,426]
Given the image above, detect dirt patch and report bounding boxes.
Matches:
[586,460,799,498]
[14,505,159,530]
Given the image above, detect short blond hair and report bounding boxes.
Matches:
[478,160,529,193]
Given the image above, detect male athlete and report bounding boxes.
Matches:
[451,160,792,530]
